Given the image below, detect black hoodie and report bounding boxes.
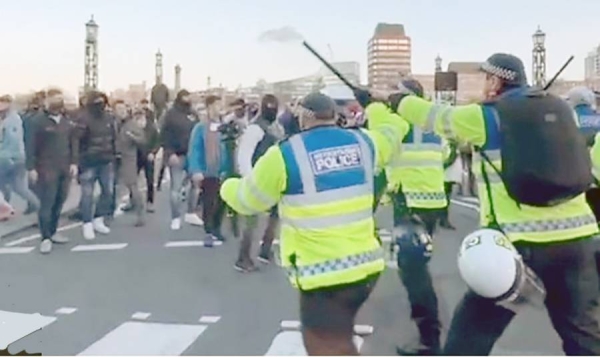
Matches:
[75,91,117,168]
[160,95,196,157]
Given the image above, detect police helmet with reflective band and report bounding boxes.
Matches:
[299,92,336,120]
[567,86,596,107]
[458,229,546,313]
[480,53,528,86]
[392,214,433,265]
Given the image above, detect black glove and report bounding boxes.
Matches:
[388,93,408,113]
[353,88,372,109]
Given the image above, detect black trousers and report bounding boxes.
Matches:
[37,170,70,240]
[444,237,600,356]
[136,155,155,203]
[391,190,442,351]
[441,182,454,222]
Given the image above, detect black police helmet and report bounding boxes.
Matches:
[399,78,425,98]
[300,92,336,120]
[481,53,527,86]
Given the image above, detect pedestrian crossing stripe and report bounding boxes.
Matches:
[0,310,56,350]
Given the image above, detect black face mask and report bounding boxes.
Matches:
[262,108,278,123]
[89,102,105,117]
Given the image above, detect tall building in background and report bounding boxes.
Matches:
[84,16,99,92]
[585,45,600,81]
[367,23,411,89]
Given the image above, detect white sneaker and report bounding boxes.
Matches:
[83,222,96,240]
[93,217,111,235]
[184,213,204,226]
[171,218,182,230]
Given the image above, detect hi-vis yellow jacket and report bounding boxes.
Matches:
[386,122,447,210]
[591,133,600,182]
[396,94,599,244]
[220,103,409,290]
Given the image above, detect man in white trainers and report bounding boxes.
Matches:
[160,90,202,230]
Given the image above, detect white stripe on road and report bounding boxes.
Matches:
[55,307,78,315]
[4,222,82,247]
[71,243,128,252]
[164,241,223,248]
[265,331,364,355]
[131,312,152,320]
[280,320,373,335]
[0,247,35,254]
[77,321,207,356]
[451,199,479,212]
[198,315,221,324]
[0,310,57,349]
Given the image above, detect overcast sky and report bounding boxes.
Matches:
[1,0,599,95]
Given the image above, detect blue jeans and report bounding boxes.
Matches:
[0,161,40,210]
[168,155,198,220]
[79,162,114,223]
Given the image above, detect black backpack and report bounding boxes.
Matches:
[479,88,593,207]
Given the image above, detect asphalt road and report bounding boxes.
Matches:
[0,191,569,355]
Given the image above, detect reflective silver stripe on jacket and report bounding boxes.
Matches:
[501,215,597,234]
[403,143,442,152]
[286,248,384,278]
[425,105,443,132]
[391,160,442,168]
[404,192,446,201]
[238,175,278,212]
[281,131,374,229]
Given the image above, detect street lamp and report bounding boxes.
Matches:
[435,55,442,72]
[86,16,98,42]
[533,26,545,48]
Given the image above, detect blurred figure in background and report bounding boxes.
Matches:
[0,95,40,215]
[115,107,147,226]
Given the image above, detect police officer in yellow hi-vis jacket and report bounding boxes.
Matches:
[389,53,600,355]
[385,78,444,356]
[220,91,408,355]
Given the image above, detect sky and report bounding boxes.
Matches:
[1,0,600,96]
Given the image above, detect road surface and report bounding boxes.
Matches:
[0,191,567,355]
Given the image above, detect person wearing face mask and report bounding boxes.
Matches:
[231,94,284,272]
[26,89,79,254]
[114,107,147,226]
[161,89,202,230]
[75,91,117,240]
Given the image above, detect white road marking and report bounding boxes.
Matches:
[71,243,128,252]
[265,331,364,355]
[0,247,35,254]
[0,310,57,349]
[77,321,207,355]
[55,307,77,315]
[280,320,373,335]
[131,312,151,320]
[164,240,223,248]
[198,315,221,324]
[4,222,82,247]
[451,199,479,212]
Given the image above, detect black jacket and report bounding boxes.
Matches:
[76,110,117,168]
[160,103,196,157]
[26,111,79,173]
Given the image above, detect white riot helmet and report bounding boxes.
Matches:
[566,86,596,108]
[457,229,546,313]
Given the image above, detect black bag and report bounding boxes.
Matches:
[480,88,593,207]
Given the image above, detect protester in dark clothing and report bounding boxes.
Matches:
[161,89,201,230]
[140,99,155,123]
[278,104,301,137]
[151,82,170,122]
[26,89,79,254]
[76,91,116,240]
[19,93,46,213]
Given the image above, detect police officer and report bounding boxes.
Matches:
[220,91,407,355]
[389,53,600,355]
[385,79,444,355]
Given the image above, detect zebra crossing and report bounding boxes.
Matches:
[1,308,372,355]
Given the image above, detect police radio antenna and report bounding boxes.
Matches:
[302,41,357,91]
[543,56,574,90]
